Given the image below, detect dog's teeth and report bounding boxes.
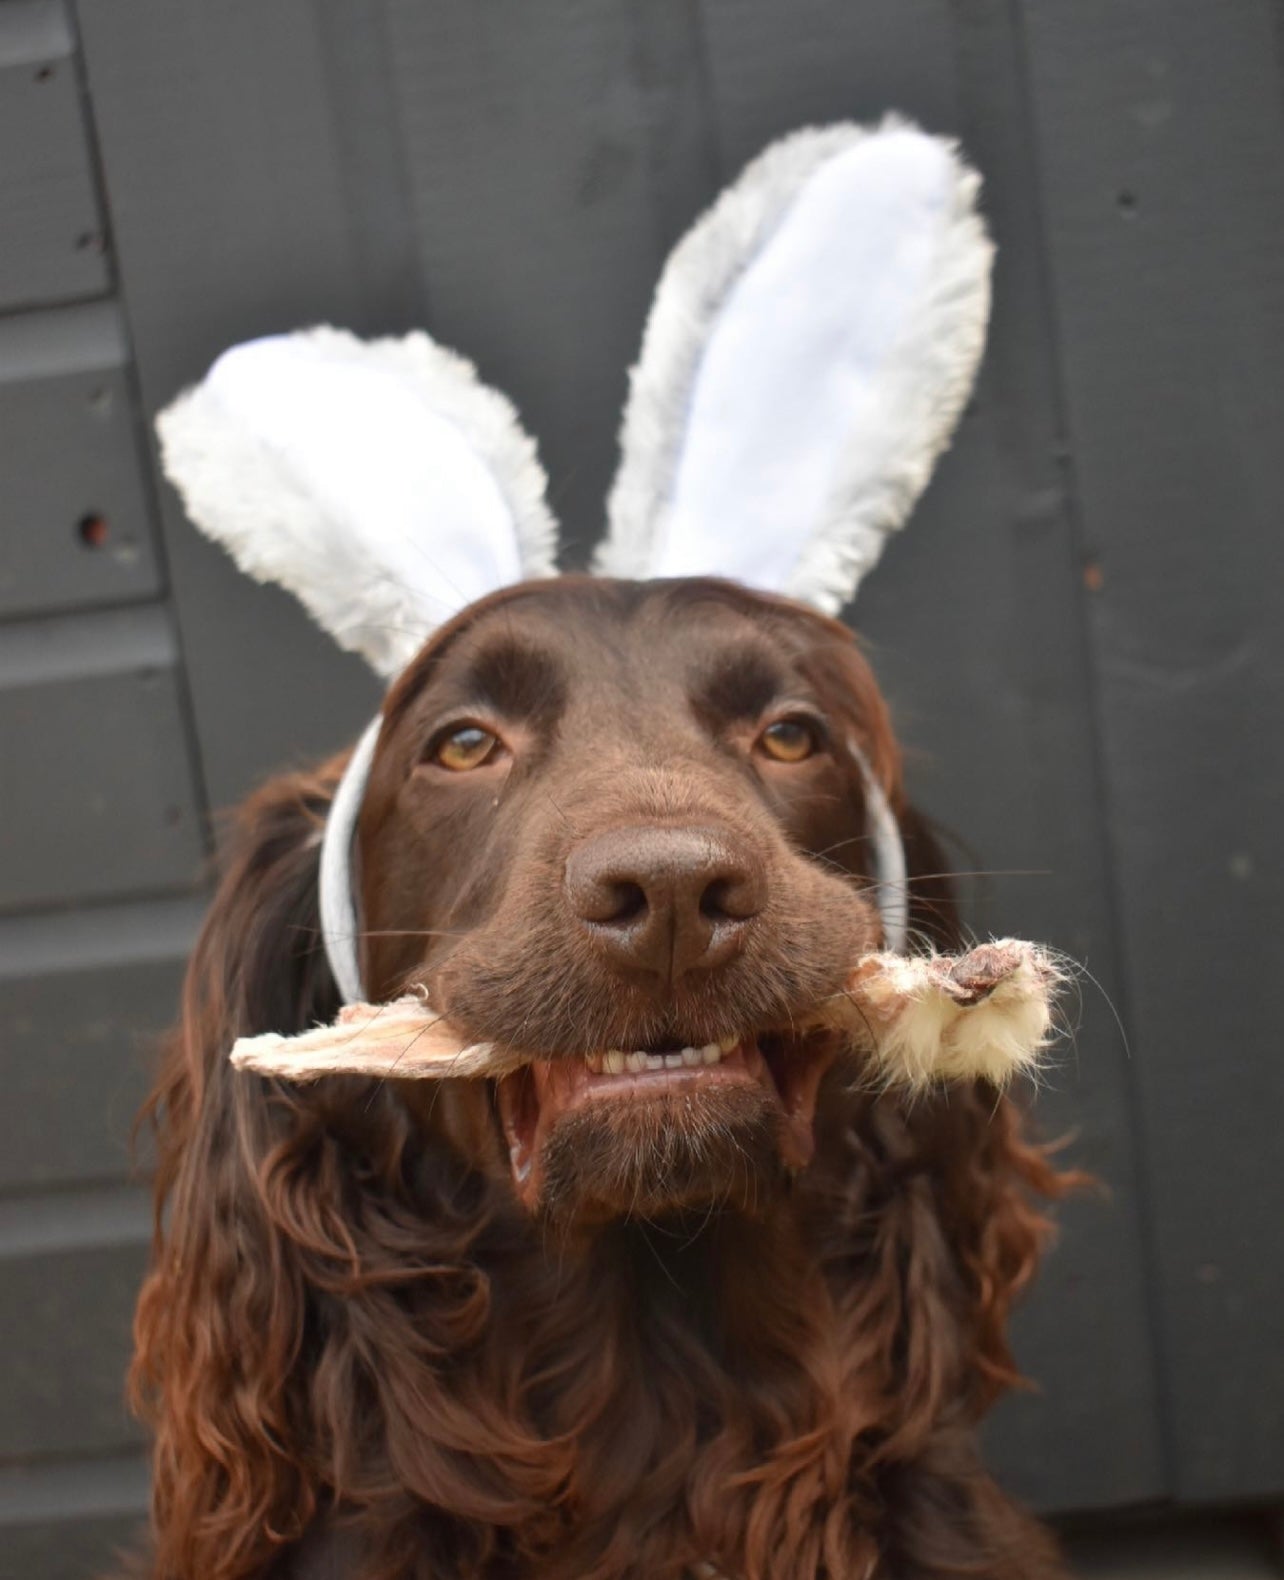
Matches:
[644,1053,665,1072]
[718,1035,739,1054]
[585,1052,602,1074]
[681,1046,702,1067]
[603,1049,626,1076]
[663,1052,684,1069]
[625,1051,648,1074]
[702,1042,722,1065]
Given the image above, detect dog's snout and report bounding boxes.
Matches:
[564,826,762,983]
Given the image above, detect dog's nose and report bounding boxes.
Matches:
[564,826,762,982]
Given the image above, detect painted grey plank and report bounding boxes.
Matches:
[698,0,958,163]
[698,0,1163,1512]
[0,1449,148,1523]
[74,0,382,811]
[0,1454,148,1580]
[381,0,686,559]
[0,1182,150,1258]
[0,890,202,979]
[0,956,165,1191]
[620,1,720,259]
[0,0,72,68]
[0,898,197,1189]
[0,1227,147,1457]
[0,303,162,618]
[0,608,204,910]
[0,2,109,310]
[1022,0,1284,1502]
[311,0,427,334]
[946,0,1168,1510]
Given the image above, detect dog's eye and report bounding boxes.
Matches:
[433,726,501,772]
[758,717,816,763]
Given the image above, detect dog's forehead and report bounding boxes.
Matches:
[408,578,829,709]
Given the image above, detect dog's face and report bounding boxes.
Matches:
[358,577,891,1222]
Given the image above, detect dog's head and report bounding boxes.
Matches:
[153,121,992,1235]
[356,576,898,1220]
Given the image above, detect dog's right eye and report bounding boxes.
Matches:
[431,726,501,772]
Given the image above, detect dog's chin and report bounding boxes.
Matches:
[494,1032,837,1223]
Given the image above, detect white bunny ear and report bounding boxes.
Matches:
[156,326,558,678]
[597,118,992,611]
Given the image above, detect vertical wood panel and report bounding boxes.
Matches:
[381,0,704,560]
[1022,0,1284,1501]
[75,0,382,812]
[699,0,957,160]
[0,1,109,310]
[698,0,1165,1510]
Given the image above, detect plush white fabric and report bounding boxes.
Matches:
[157,327,557,678]
[599,119,992,613]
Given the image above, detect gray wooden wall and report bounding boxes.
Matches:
[1,2,1280,1575]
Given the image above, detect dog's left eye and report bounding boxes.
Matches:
[757,717,817,763]
[432,726,501,772]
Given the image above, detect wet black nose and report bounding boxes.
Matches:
[564,825,763,983]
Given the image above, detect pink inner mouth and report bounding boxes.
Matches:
[495,1033,835,1209]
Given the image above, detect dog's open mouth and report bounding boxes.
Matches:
[494,1028,836,1207]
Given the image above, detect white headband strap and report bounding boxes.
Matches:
[318,716,382,1004]
[847,740,908,957]
[319,719,908,1003]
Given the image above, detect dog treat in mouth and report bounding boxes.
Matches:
[230,939,1063,1090]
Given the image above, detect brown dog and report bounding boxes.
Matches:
[132,577,1069,1580]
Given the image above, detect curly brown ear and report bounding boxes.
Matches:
[130,763,341,1580]
[130,762,569,1580]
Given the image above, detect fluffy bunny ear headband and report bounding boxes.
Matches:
[157,117,993,1002]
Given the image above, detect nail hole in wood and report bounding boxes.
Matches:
[78,513,110,549]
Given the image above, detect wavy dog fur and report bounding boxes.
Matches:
[131,581,1073,1580]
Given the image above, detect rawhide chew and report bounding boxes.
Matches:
[229,939,1062,1090]
[229,996,516,1083]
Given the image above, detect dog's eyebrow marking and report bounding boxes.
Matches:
[461,636,567,722]
[692,643,791,723]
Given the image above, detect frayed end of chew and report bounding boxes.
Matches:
[845,939,1067,1090]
